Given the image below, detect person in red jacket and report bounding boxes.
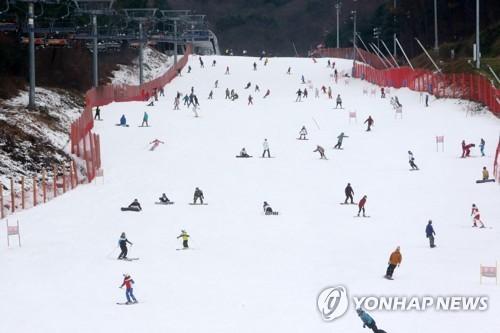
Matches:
[364,116,374,131]
[119,273,138,304]
[357,195,367,217]
[313,145,327,159]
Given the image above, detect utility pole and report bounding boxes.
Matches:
[433,0,439,57]
[335,1,341,48]
[476,0,480,69]
[351,10,357,49]
[393,0,397,57]
[28,2,35,107]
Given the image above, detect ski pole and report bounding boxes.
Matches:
[128,244,133,257]
[106,245,119,259]
[312,117,320,130]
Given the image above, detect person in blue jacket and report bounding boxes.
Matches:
[426,220,436,248]
[120,115,126,126]
[356,308,386,333]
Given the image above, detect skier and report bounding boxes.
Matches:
[119,273,138,304]
[334,69,338,82]
[128,199,142,211]
[141,112,149,127]
[384,246,402,279]
[255,84,260,92]
[264,58,269,66]
[295,89,303,102]
[118,232,133,260]
[479,138,485,156]
[245,82,251,89]
[315,87,319,98]
[335,94,342,108]
[262,139,271,158]
[482,166,489,180]
[327,86,332,99]
[356,308,387,333]
[426,220,436,248]
[94,106,101,120]
[464,143,475,157]
[183,94,189,106]
[344,183,354,204]
[301,75,305,84]
[225,66,230,74]
[225,88,230,99]
[239,148,250,157]
[461,140,466,157]
[208,90,213,99]
[248,95,253,105]
[119,115,127,126]
[149,139,164,151]
[394,96,402,107]
[177,230,190,249]
[174,97,180,110]
[215,80,218,88]
[327,59,331,67]
[408,151,419,170]
[364,116,374,131]
[334,132,348,149]
[263,201,273,215]
[425,94,429,107]
[357,195,367,217]
[253,62,257,70]
[263,89,270,98]
[299,126,308,140]
[159,87,164,96]
[313,145,326,159]
[303,88,308,98]
[212,59,216,67]
[159,193,170,203]
[321,85,326,94]
[199,57,204,68]
[286,67,291,74]
[471,204,485,228]
[193,187,204,204]
[380,87,385,98]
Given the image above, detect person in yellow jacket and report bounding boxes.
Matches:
[177,230,190,249]
[384,246,402,279]
[482,167,489,180]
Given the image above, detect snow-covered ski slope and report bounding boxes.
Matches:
[1,55,499,333]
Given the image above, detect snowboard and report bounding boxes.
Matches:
[383,275,394,280]
[189,203,208,205]
[354,215,370,218]
[155,202,175,205]
[332,147,344,150]
[117,302,138,305]
[115,124,129,127]
[236,156,253,158]
[340,203,357,205]
[121,207,141,212]
[176,248,195,251]
[259,156,276,158]
[138,125,151,127]
[410,169,420,171]
[120,258,139,261]
[296,138,309,140]
[95,119,104,121]
[265,212,279,215]
[476,179,494,183]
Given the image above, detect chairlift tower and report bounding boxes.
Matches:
[159,10,189,66]
[73,0,115,88]
[123,8,157,86]
[181,14,205,55]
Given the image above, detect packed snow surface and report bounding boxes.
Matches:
[1,55,499,333]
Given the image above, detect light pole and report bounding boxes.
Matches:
[335,1,342,48]
[433,0,439,57]
[373,27,380,49]
[351,10,357,49]
[476,0,480,69]
[393,0,397,56]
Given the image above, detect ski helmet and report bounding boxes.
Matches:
[356,307,363,313]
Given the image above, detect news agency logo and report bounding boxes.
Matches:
[317,285,489,322]
[316,286,349,321]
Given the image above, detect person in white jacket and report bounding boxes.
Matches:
[262,139,271,157]
[299,126,308,140]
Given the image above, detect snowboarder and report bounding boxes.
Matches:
[245,82,251,89]
[426,220,436,248]
[286,67,291,74]
[253,62,257,70]
[231,93,239,101]
[334,132,348,149]
[364,116,374,131]
[295,89,303,102]
[303,88,308,98]
[461,140,466,157]
[174,97,180,110]
[321,85,326,94]
[159,193,170,203]
[239,148,250,157]
[313,145,326,159]
[94,106,101,120]
[199,57,204,68]
[255,84,260,92]
[263,89,270,98]
[193,187,204,204]
[335,94,342,108]
[119,115,127,126]
[425,94,429,107]
[118,232,133,260]
[225,66,230,74]
[464,143,475,157]
[141,112,149,127]
[248,95,253,105]
[212,59,216,67]
[225,88,230,99]
[482,166,489,180]
[215,80,218,88]
[299,126,308,140]
[119,273,137,304]
[262,139,271,158]
[394,96,402,107]
[408,151,419,170]
[357,195,367,217]
[187,66,191,73]
[177,230,190,249]
[356,308,387,333]
[301,75,305,84]
[471,204,485,228]
[149,139,164,151]
[327,59,331,67]
[183,94,189,106]
[128,199,142,211]
[479,138,485,156]
[263,201,273,215]
[208,90,213,99]
[344,183,354,204]
[384,246,402,279]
